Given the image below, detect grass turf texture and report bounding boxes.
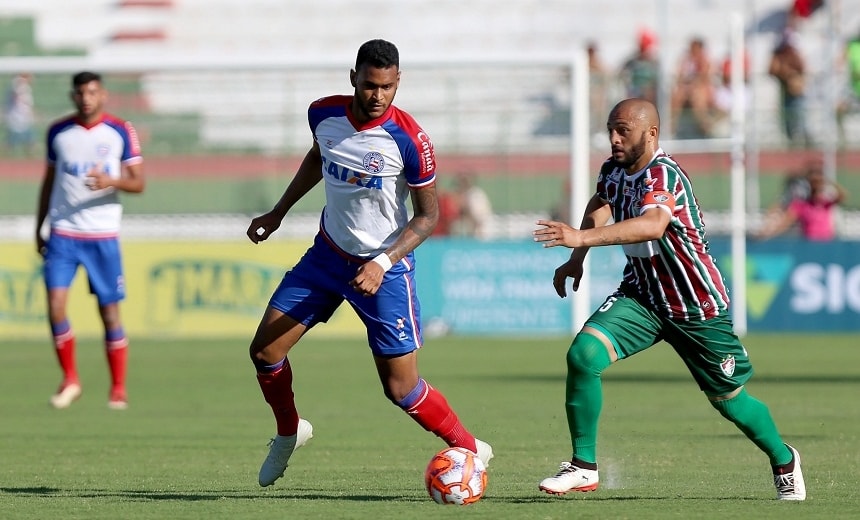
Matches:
[1,334,858,519]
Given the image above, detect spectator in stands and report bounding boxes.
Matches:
[531,68,572,136]
[432,185,461,237]
[837,28,860,146]
[587,41,612,136]
[550,179,572,227]
[790,0,824,19]
[756,160,847,241]
[619,29,660,105]
[670,37,716,138]
[769,27,810,147]
[453,173,493,239]
[775,167,812,210]
[3,73,36,155]
[845,30,860,106]
[711,53,751,138]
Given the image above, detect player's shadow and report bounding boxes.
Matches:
[0,486,427,502]
[492,372,860,384]
[501,494,770,503]
[1,486,779,504]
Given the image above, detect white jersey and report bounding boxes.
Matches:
[46,113,142,238]
[310,95,436,257]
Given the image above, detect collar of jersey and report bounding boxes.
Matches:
[346,101,394,131]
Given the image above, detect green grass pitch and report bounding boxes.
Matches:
[1,334,858,519]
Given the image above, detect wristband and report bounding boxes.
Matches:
[371,252,393,272]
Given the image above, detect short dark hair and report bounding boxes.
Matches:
[72,71,102,88]
[355,39,399,70]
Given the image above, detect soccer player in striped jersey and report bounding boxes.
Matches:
[245,39,493,487]
[533,98,805,500]
[36,71,145,410]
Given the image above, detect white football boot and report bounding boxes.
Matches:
[258,418,314,487]
[49,382,82,409]
[539,461,599,495]
[774,444,806,501]
[475,439,494,467]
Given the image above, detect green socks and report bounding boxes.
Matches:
[564,332,612,464]
[564,332,792,468]
[710,388,793,466]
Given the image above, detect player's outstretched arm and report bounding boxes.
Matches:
[247,142,323,243]
[536,207,668,249]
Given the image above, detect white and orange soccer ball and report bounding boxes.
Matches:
[424,447,488,505]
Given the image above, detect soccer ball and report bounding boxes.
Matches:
[424,447,488,505]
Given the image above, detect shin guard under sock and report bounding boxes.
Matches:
[398,378,477,452]
[51,320,78,384]
[565,332,612,464]
[710,388,793,466]
[255,357,299,436]
[105,328,128,389]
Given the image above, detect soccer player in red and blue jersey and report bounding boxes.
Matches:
[36,71,145,410]
[533,98,805,500]
[245,39,493,487]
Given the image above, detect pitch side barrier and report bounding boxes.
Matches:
[414,237,860,335]
[2,238,858,339]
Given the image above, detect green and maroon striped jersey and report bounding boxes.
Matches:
[595,149,729,320]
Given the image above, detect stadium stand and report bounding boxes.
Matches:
[3,0,859,152]
[2,1,859,240]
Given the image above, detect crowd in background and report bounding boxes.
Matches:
[536,0,860,148]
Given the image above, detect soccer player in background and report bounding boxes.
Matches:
[533,98,805,500]
[245,39,493,487]
[36,71,145,410]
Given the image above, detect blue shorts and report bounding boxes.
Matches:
[269,234,423,357]
[43,233,126,306]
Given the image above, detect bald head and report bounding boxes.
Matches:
[609,98,660,131]
[606,98,660,171]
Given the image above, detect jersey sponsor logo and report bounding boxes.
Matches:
[720,355,736,377]
[362,151,385,173]
[125,121,142,154]
[321,156,383,189]
[60,161,112,177]
[416,131,435,173]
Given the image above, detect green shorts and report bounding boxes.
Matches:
[585,289,753,397]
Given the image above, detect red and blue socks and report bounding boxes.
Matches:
[51,320,78,385]
[398,378,477,453]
